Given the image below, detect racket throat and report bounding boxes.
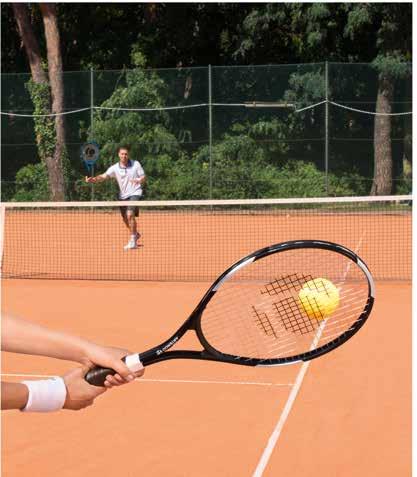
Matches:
[140,349,214,366]
[139,316,198,364]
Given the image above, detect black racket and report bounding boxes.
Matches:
[86,240,375,386]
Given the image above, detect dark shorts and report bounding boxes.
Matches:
[119,195,142,218]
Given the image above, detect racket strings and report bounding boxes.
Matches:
[200,249,370,360]
[274,297,321,335]
[261,273,314,296]
[252,306,279,339]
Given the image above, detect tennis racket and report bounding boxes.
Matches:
[86,240,375,386]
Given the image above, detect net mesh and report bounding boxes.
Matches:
[1,195,411,282]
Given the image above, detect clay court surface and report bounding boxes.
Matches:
[1,277,410,477]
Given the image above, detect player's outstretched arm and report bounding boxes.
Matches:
[85,173,107,184]
[2,365,107,412]
[1,382,29,410]
[2,315,143,386]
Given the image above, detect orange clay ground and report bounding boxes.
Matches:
[1,279,411,477]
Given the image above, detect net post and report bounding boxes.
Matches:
[208,64,213,200]
[0,204,5,278]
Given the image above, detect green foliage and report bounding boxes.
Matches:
[91,67,194,199]
[130,45,148,69]
[201,135,271,199]
[145,152,209,200]
[2,4,411,201]
[344,5,372,39]
[285,69,325,106]
[13,163,49,201]
[25,80,55,159]
[24,79,70,200]
[372,55,411,80]
[327,171,368,197]
[93,68,171,160]
[394,174,412,195]
[22,80,57,200]
[192,134,366,199]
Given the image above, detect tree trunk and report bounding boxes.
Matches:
[371,76,394,195]
[12,4,47,84]
[402,78,412,186]
[40,3,66,201]
[13,3,66,201]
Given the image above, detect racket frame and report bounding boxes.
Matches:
[139,240,374,366]
[85,240,374,385]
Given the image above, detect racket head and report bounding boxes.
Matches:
[85,240,375,385]
[191,240,374,366]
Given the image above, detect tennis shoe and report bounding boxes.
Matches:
[124,238,138,250]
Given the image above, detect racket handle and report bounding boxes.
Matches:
[85,366,116,386]
[85,354,142,387]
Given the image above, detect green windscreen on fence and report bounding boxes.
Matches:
[1,63,412,201]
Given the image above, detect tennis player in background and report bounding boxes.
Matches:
[85,145,146,250]
[1,314,144,412]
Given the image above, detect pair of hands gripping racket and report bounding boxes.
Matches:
[86,240,375,387]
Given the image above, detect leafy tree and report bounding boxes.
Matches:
[232,3,411,195]
[13,163,49,201]
[12,3,67,200]
[1,3,411,200]
[86,55,189,200]
[344,3,412,195]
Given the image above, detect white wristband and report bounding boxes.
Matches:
[21,377,67,412]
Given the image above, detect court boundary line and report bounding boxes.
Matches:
[252,235,365,477]
[0,373,293,387]
[252,360,312,477]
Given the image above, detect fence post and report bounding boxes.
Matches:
[325,61,329,196]
[208,64,213,200]
[90,67,94,201]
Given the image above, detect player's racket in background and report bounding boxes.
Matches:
[86,240,375,386]
[81,141,100,177]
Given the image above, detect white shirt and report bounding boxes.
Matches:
[105,160,145,199]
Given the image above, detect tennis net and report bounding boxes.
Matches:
[1,195,411,281]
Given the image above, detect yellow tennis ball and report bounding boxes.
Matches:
[298,278,339,321]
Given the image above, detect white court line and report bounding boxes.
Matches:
[252,322,326,477]
[0,373,292,387]
[252,360,312,477]
[252,235,365,477]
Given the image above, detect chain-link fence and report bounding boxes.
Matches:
[1,62,412,201]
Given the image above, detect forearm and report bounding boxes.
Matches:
[86,173,107,184]
[2,315,90,363]
[1,382,29,410]
[94,174,108,183]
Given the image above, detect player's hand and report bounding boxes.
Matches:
[80,343,144,388]
[85,176,96,183]
[63,366,107,410]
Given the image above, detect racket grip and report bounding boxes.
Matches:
[85,366,116,386]
[85,354,142,387]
